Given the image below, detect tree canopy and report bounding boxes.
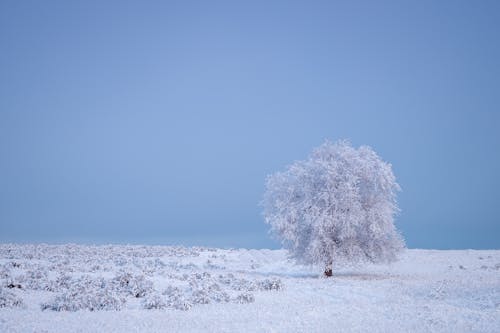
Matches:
[262,140,404,267]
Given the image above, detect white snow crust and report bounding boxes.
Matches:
[0,244,499,332]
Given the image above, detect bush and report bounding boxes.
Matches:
[41,289,124,312]
[0,286,23,308]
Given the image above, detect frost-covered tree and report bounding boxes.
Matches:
[262,140,404,276]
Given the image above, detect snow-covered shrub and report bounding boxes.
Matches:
[204,259,225,270]
[188,273,231,304]
[178,262,199,270]
[113,255,128,267]
[0,286,24,308]
[190,272,211,282]
[163,285,182,298]
[52,274,72,291]
[173,300,192,311]
[258,278,283,291]
[217,274,254,291]
[41,289,124,312]
[216,274,283,294]
[0,245,286,313]
[41,274,124,311]
[0,264,11,280]
[19,269,52,291]
[235,292,255,304]
[217,273,235,286]
[141,258,167,276]
[205,282,229,300]
[4,278,22,290]
[232,278,257,291]
[0,265,10,279]
[74,275,107,291]
[262,140,404,272]
[110,272,153,298]
[162,286,192,310]
[191,289,211,304]
[210,288,230,303]
[9,261,22,269]
[142,293,166,310]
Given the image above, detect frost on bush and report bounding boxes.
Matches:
[0,244,285,313]
[41,289,124,312]
[173,300,192,311]
[204,259,225,270]
[52,274,72,291]
[18,269,53,291]
[232,278,257,291]
[162,286,192,311]
[218,273,235,286]
[110,272,153,298]
[210,288,230,303]
[0,286,24,308]
[217,273,256,291]
[258,278,283,291]
[157,280,230,310]
[3,279,22,290]
[216,274,283,292]
[41,275,124,312]
[188,273,231,304]
[235,292,255,304]
[0,265,11,279]
[191,289,211,304]
[142,293,166,310]
[113,255,128,267]
[201,282,230,303]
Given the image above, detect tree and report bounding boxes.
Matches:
[262,140,404,276]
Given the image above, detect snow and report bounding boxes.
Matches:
[0,244,499,332]
[263,140,404,266]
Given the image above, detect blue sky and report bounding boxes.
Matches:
[1,1,499,249]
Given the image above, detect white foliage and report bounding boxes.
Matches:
[41,289,124,312]
[110,272,153,298]
[0,286,23,308]
[162,286,192,311]
[40,275,125,312]
[0,244,284,313]
[142,293,167,310]
[258,279,284,291]
[235,292,255,304]
[0,244,499,332]
[262,140,405,266]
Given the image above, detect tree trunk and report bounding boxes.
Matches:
[324,261,333,277]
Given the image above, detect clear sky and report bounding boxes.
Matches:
[1,1,499,249]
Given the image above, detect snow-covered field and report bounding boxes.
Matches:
[0,244,498,332]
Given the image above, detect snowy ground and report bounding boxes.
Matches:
[0,244,499,333]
